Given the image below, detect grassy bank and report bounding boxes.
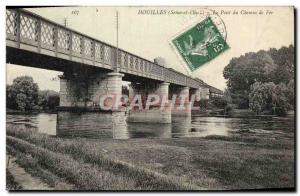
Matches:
[6,124,294,190]
[7,125,199,190]
[6,169,22,190]
[7,136,139,190]
[7,146,74,190]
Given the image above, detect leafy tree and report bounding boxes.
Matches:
[223,45,294,110]
[6,85,15,109]
[249,82,275,114]
[272,83,290,116]
[199,99,208,111]
[287,80,294,109]
[38,90,60,110]
[269,45,294,84]
[249,82,292,116]
[223,51,276,108]
[211,96,228,109]
[15,94,27,111]
[223,89,232,104]
[6,76,39,111]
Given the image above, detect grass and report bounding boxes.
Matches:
[6,169,22,190]
[6,123,295,190]
[6,126,199,190]
[7,136,140,190]
[7,145,74,190]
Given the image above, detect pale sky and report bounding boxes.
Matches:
[7,6,294,91]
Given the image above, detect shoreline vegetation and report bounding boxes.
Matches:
[7,108,294,119]
[6,123,294,190]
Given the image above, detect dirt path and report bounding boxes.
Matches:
[7,156,53,190]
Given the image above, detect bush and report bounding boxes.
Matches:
[249,82,275,115]
[199,99,208,111]
[249,82,292,116]
[38,90,60,110]
[272,83,290,116]
[211,97,228,109]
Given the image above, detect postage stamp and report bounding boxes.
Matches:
[172,17,229,71]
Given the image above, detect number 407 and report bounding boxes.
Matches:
[71,10,79,15]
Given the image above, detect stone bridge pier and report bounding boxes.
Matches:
[169,86,207,117]
[127,82,207,123]
[127,81,171,123]
[169,86,191,117]
[57,71,127,138]
[199,87,210,100]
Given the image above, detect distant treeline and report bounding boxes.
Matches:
[219,45,294,116]
[6,76,59,112]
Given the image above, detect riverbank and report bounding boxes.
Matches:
[6,123,294,190]
[197,108,295,118]
[6,109,57,115]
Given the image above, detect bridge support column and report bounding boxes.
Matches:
[57,72,127,138]
[189,88,203,114]
[191,88,201,102]
[127,82,171,123]
[200,87,210,100]
[171,86,191,117]
[88,72,124,107]
[59,75,87,107]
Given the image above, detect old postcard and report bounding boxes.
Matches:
[6,6,295,191]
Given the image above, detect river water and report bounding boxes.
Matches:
[6,113,294,139]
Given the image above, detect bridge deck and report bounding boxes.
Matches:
[6,8,202,88]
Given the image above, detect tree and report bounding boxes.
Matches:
[272,83,290,116]
[6,85,15,109]
[38,90,60,110]
[269,45,294,84]
[6,76,39,111]
[211,96,228,109]
[287,80,294,110]
[223,89,232,104]
[223,45,294,110]
[199,99,208,111]
[249,82,291,116]
[249,82,275,115]
[223,51,276,108]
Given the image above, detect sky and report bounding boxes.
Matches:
[6,6,294,91]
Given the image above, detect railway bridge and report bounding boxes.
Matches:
[6,9,210,137]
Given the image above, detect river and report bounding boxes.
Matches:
[6,113,294,139]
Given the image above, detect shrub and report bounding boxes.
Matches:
[211,97,228,109]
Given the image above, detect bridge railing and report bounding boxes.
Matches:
[117,50,202,88]
[6,9,114,69]
[187,77,201,88]
[6,8,202,89]
[117,50,164,81]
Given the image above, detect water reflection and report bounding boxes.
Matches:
[7,113,57,135]
[172,116,191,137]
[6,113,294,139]
[126,123,172,139]
[188,116,231,137]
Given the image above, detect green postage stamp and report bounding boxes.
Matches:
[172,17,229,71]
